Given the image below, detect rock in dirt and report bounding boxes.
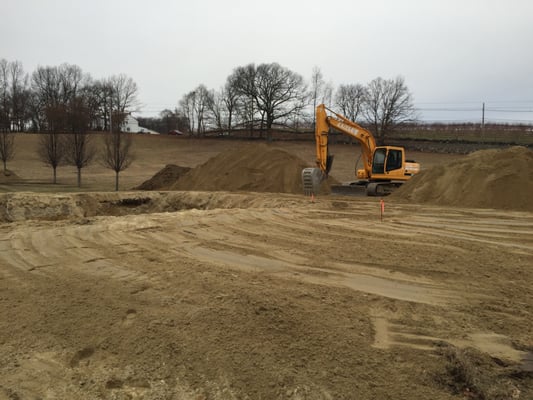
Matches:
[392,146,533,211]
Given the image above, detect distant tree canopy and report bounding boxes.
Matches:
[0,58,138,134]
[176,63,416,142]
[0,58,417,142]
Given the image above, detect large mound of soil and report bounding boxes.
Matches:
[140,143,334,194]
[393,146,533,211]
[135,164,191,190]
[171,143,309,194]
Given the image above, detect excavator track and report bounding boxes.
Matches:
[366,182,400,196]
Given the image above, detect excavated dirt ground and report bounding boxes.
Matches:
[0,135,532,399]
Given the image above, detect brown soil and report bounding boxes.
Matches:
[135,164,192,190]
[138,143,337,195]
[169,143,322,194]
[0,135,532,399]
[0,170,20,183]
[393,146,533,211]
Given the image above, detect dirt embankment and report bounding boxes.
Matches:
[136,143,336,195]
[138,144,532,213]
[392,146,533,211]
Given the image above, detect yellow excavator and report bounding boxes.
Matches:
[302,104,420,196]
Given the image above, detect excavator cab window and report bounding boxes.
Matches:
[386,149,403,171]
[371,148,387,174]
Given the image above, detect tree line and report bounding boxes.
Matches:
[140,63,416,144]
[0,58,416,186]
[0,59,136,188]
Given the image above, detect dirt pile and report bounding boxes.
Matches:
[135,164,191,190]
[140,143,332,194]
[393,146,533,211]
[171,143,310,193]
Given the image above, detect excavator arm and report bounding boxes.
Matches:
[303,104,376,195]
[314,104,376,180]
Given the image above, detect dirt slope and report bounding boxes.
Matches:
[138,143,337,195]
[168,143,310,193]
[393,146,533,211]
[0,191,531,399]
[1,138,532,399]
[135,164,192,190]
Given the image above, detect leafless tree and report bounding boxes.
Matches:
[102,111,133,191]
[310,66,325,126]
[31,63,88,129]
[321,81,334,106]
[0,129,15,175]
[228,64,257,135]
[222,78,241,135]
[10,61,31,132]
[194,85,212,135]
[254,63,307,139]
[64,96,95,187]
[0,59,10,131]
[38,105,67,183]
[335,83,366,122]
[207,90,225,131]
[179,85,213,136]
[108,74,139,114]
[159,108,183,132]
[362,76,416,144]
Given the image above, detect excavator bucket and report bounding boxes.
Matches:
[302,167,325,196]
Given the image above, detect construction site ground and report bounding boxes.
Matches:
[0,135,531,399]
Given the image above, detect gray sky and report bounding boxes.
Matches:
[3,0,533,123]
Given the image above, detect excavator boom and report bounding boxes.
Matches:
[314,105,376,178]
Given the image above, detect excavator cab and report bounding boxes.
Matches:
[371,147,403,175]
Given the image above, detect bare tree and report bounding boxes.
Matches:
[102,111,133,191]
[207,90,225,131]
[321,81,334,106]
[31,63,89,130]
[254,63,307,139]
[10,61,31,132]
[178,85,213,136]
[179,91,196,134]
[310,66,325,126]
[228,64,257,135]
[222,78,241,135]
[362,76,416,144]
[38,105,67,183]
[64,96,95,187]
[0,60,10,131]
[335,83,366,122]
[194,85,212,135]
[0,129,15,175]
[108,74,139,114]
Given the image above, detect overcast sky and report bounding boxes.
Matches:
[3,0,533,123]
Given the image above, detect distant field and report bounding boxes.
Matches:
[1,133,466,193]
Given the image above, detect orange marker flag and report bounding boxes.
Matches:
[380,199,385,222]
